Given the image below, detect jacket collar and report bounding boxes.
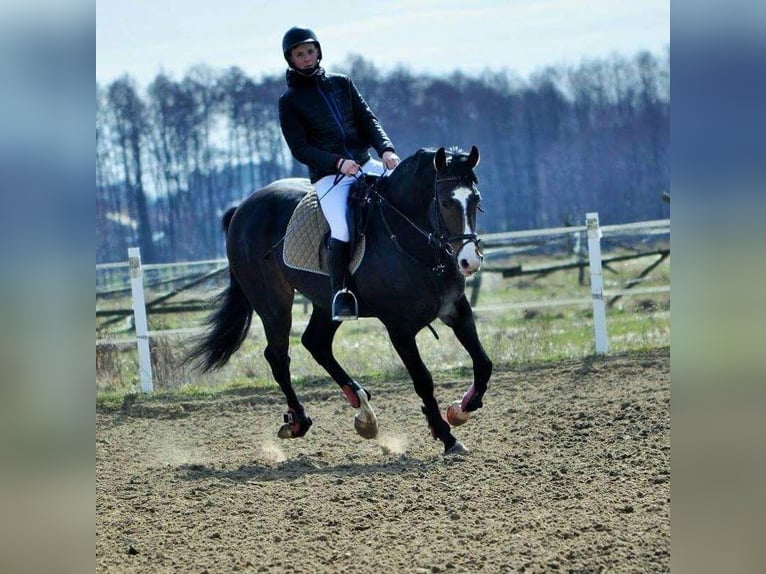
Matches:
[286,66,326,87]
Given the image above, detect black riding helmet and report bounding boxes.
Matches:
[282,26,322,66]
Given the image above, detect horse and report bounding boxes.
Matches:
[185,146,492,455]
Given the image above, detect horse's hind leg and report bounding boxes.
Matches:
[248,283,312,439]
[301,307,378,439]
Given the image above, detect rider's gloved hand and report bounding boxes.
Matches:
[337,158,361,176]
[382,150,400,170]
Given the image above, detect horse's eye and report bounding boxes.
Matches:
[440,200,450,208]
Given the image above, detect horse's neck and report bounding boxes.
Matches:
[385,172,433,223]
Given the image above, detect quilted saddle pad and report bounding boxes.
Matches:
[283,191,365,276]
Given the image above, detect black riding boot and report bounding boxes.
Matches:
[328,238,358,321]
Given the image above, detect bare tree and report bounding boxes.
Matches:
[106,76,156,262]
[96,51,669,262]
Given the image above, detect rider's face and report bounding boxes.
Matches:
[290,43,319,70]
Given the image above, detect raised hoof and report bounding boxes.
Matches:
[277,423,295,439]
[446,401,472,427]
[354,414,379,439]
[444,440,469,456]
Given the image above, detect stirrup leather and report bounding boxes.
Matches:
[332,288,358,321]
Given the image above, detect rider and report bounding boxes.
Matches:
[278,26,400,321]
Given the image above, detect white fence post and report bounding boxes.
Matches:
[586,213,608,354]
[128,247,154,392]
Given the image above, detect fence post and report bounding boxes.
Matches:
[469,272,482,307]
[586,213,608,354]
[128,247,154,392]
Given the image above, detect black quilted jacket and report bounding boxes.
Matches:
[278,67,395,182]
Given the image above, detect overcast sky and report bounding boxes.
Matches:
[97,0,669,88]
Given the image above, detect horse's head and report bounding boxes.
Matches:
[432,146,483,277]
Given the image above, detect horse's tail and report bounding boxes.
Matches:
[183,272,253,372]
[184,203,252,372]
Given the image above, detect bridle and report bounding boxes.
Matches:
[432,175,483,260]
[372,173,483,273]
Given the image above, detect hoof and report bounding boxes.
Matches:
[278,410,312,438]
[444,440,469,456]
[353,388,378,439]
[354,413,379,439]
[446,401,472,427]
[354,417,378,439]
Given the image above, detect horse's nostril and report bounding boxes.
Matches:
[460,259,469,269]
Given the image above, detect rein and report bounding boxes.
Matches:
[367,176,482,274]
[263,169,482,273]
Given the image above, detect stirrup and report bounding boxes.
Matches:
[332,289,358,321]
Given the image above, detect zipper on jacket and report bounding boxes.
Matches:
[316,78,352,159]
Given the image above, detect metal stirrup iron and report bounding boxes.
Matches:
[332,288,358,321]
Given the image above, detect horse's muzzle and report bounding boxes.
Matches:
[457,238,483,277]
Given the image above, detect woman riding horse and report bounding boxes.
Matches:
[185,145,492,455]
[279,26,401,321]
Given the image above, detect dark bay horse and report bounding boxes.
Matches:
[186,146,492,454]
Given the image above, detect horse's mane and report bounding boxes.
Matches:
[389,148,434,186]
[385,147,474,210]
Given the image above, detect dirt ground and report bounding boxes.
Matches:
[97,348,669,573]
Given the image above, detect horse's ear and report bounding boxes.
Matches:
[434,147,448,171]
[467,145,480,168]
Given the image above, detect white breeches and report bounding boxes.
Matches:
[315,158,390,242]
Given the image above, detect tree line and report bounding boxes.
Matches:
[97,50,669,263]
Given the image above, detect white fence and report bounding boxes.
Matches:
[96,213,670,392]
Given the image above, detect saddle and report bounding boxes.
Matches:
[282,186,366,276]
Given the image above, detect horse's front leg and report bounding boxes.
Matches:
[439,294,493,426]
[384,323,466,455]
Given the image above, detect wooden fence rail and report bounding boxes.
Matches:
[97,214,670,392]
